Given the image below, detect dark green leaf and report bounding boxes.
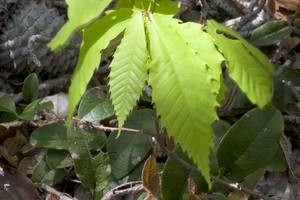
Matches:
[46,149,73,169]
[22,73,39,103]
[67,122,96,189]
[19,100,53,120]
[210,120,231,174]
[67,121,110,197]
[107,109,155,180]
[265,145,287,172]
[32,155,65,184]
[93,152,111,199]
[78,89,114,123]
[30,124,68,150]
[161,146,191,200]
[0,95,17,115]
[250,20,292,46]
[282,68,300,86]
[217,106,284,181]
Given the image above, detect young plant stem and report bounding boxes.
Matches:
[217,84,239,116]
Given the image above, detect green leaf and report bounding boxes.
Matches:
[30,124,68,150]
[67,122,110,196]
[48,0,113,50]
[32,155,65,184]
[162,146,209,199]
[250,20,292,46]
[107,109,155,180]
[19,100,53,120]
[0,95,17,116]
[217,106,284,181]
[265,145,287,172]
[210,120,231,174]
[46,149,73,169]
[22,73,39,103]
[147,14,218,186]
[93,153,111,199]
[67,9,133,123]
[174,22,225,102]
[161,146,192,200]
[206,20,275,108]
[109,11,148,131]
[78,89,114,123]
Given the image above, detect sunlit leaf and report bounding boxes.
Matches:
[147,14,219,186]
[67,9,133,123]
[109,11,148,131]
[48,0,113,50]
[206,20,275,108]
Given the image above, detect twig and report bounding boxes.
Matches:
[75,119,157,138]
[283,115,300,124]
[235,0,266,31]
[217,84,239,116]
[102,182,144,200]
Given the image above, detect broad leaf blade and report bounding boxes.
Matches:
[92,152,111,199]
[142,155,159,197]
[67,121,110,196]
[67,9,133,123]
[78,88,114,123]
[109,11,148,130]
[32,155,65,184]
[250,20,292,46]
[217,106,284,181]
[19,100,53,120]
[30,124,68,150]
[161,146,192,199]
[46,150,73,169]
[22,73,39,103]
[0,95,17,116]
[67,122,95,189]
[206,20,275,108]
[107,109,155,180]
[174,22,225,102]
[147,14,219,186]
[48,0,113,50]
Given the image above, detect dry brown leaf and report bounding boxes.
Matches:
[0,165,41,200]
[142,155,159,198]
